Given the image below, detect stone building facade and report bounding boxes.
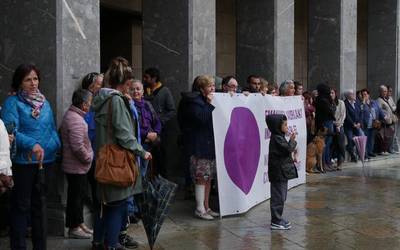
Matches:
[0,0,400,235]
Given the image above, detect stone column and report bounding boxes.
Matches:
[308,0,357,93]
[142,0,216,184]
[236,0,294,86]
[0,0,100,235]
[368,0,399,98]
[142,0,216,101]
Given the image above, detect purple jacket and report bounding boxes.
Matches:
[60,105,93,174]
[133,98,162,143]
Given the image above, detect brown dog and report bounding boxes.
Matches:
[306,129,326,173]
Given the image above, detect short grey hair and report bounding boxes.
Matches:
[379,85,388,94]
[343,89,354,99]
[72,89,92,108]
[279,80,294,96]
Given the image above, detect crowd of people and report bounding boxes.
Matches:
[0,57,400,248]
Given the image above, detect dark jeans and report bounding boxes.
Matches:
[270,181,288,224]
[93,199,128,248]
[10,164,48,250]
[65,173,87,229]
[331,127,346,163]
[323,121,334,165]
[364,128,376,156]
[0,191,10,231]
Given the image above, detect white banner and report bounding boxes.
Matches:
[212,93,306,217]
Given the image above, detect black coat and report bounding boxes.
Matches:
[315,84,335,132]
[178,93,215,159]
[266,114,298,182]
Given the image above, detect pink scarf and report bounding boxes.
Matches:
[18,90,46,119]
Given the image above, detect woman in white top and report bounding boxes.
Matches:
[0,118,12,193]
[331,89,346,170]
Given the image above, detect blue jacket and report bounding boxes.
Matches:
[1,95,61,164]
[344,99,362,129]
[361,100,385,129]
[84,110,96,152]
[180,94,215,159]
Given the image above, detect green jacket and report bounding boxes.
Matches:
[92,88,145,203]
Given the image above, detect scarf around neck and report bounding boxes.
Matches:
[18,89,46,119]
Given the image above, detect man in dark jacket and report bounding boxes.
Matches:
[266,114,298,230]
[143,67,176,177]
[343,90,363,162]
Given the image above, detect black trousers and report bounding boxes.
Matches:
[87,161,99,207]
[10,164,48,250]
[270,181,288,224]
[65,173,87,228]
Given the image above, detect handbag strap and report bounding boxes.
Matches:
[106,98,113,144]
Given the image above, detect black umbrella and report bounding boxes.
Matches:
[139,174,178,250]
[35,162,47,250]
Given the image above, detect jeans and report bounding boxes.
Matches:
[364,128,376,156]
[65,173,87,228]
[93,199,128,248]
[10,164,48,250]
[323,121,334,165]
[270,181,288,224]
[332,126,346,163]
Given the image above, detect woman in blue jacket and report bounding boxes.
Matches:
[1,64,61,250]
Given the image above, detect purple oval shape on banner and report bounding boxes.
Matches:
[224,107,260,195]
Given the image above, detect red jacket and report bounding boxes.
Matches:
[60,105,93,174]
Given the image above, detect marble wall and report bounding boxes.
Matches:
[236,0,294,87]
[368,0,398,97]
[308,0,357,93]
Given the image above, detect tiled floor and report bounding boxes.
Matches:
[2,155,400,249]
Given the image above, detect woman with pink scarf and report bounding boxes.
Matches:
[1,64,61,250]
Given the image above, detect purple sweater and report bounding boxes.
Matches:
[134,98,162,143]
[60,105,93,174]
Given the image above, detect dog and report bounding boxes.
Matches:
[306,128,327,173]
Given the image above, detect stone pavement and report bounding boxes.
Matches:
[2,155,400,249]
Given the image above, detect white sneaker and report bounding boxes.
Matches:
[194,210,214,220]
[69,227,91,239]
[206,208,220,217]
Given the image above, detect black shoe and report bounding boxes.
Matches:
[119,234,138,249]
[92,242,105,250]
[368,153,376,158]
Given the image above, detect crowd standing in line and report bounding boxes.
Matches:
[1,60,400,249]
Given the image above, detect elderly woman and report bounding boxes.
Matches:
[91,57,152,250]
[279,80,295,96]
[343,89,363,161]
[360,88,385,158]
[377,85,397,154]
[60,89,93,239]
[1,64,61,250]
[181,75,218,220]
[130,80,162,151]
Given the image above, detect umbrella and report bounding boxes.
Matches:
[353,135,368,171]
[138,172,178,250]
[35,162,47,249]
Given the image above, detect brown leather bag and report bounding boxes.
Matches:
[95,98,138,187]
